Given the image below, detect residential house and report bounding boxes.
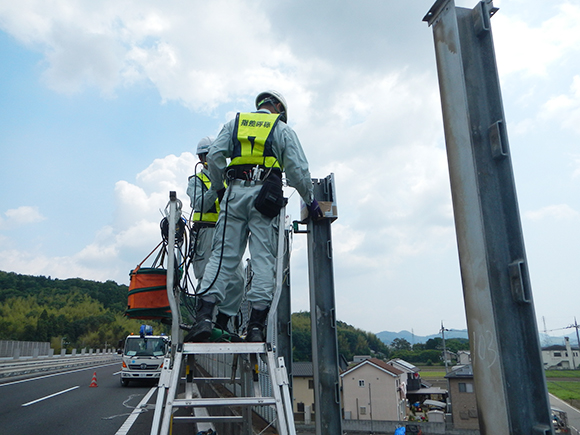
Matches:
[353,355,372,364]
[542,337,579,369]
[341,358,406,421]
[291,357,349,422]
[457,350,471,365]
[445,364,478,430]
[292,361,315,422]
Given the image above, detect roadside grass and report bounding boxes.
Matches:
[416,368,580,407]
[547,381,580,410]
[547,381,580,400]
[545,370,580,379]
[416,369,580,380]
[418,371,447,379]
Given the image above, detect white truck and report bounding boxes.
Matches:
[120,325,169,387]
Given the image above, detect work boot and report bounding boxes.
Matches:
[215,312,232,333]
[245,306,269,342]
[184,297,215,342]
[214,312,243,342]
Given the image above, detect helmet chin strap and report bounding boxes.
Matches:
[258,97,287,122]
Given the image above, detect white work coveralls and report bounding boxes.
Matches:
[187,167,245,317]
[201,109,315,308]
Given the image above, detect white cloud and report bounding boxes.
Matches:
[0,0,301,106]
[540,75,580,135]
[493,3,580,78]
[0,153,197,284]
[525,204,580,221]
[0,206,46,230]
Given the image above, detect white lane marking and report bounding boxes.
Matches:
[115,387,157,435]
[21,386,80,407]
[0,361,120,387]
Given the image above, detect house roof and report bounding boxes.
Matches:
[340,358,404,378]
[407,386,448,395]
[293,362,313,377]
[445,364,473,379]
[542,344,580,351]
[387,358,418,373]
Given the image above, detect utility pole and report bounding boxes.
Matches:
[424,1,553,433]
[441,322,449,373]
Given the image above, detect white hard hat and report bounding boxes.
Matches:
[255,90,288,123]
[196,136,213,155]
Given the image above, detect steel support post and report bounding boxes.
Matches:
[424,1,553,434]
[307,174,342,435]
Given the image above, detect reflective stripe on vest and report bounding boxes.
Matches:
[229,112,282,169]
[192,172,220,223]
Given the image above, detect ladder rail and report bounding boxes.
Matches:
[266,207,287,345]
[277,356,297,434]
[159,350,183,434]
[150,357,172,435]
[266,351,289,435]
[153,194,296,435]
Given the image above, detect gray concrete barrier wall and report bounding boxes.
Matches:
[0,340,51,357]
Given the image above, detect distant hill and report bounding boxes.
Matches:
[377,329,578,347]
[538,333,580,347]
[376,329,468,346]
[0,270,146,348]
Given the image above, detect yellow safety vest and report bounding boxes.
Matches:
[192,172,220,223]
[229,112,282,169]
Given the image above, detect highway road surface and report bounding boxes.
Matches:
[551,394,580,435]
[3,355,580,434]
[0,358,160,435]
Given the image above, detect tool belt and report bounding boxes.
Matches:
[226,165,281,181]
[193,221,216,230]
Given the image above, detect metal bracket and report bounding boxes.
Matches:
[532,424,552,435]
[473,1,499,38]
[489,120,508,160]
[509,260,531,304]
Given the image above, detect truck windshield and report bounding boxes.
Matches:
[124,338,166,357]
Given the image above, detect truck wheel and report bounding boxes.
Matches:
[120,378,129,387]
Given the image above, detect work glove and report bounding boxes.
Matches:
[217,187,226,203]
[307,198,324,221]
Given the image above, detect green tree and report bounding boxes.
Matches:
[0,271,145,348]
[290,311,390,362]
[412,342,426,351]
[391,338,412,351]
[425,337,442,349]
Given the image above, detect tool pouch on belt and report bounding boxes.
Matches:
[254,172,288,218]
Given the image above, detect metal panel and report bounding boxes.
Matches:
[424,1,553,434]
[307,174,343,435]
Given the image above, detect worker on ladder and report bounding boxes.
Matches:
[186,90,323,343]
[187,136,245,336]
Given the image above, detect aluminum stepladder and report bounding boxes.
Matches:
[150,192,296,435]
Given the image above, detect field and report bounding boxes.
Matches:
[417,367,580,408]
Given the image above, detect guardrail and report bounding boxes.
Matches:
[0,353,120,380]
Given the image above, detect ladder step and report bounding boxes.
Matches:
[172,415,244,423]
[182,342,267,354]
[171,397,277,407]
[191,377,241,384]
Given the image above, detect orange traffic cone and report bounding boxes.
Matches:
[89,372,98,387]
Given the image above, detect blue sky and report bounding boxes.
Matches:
[1,0,579,336]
